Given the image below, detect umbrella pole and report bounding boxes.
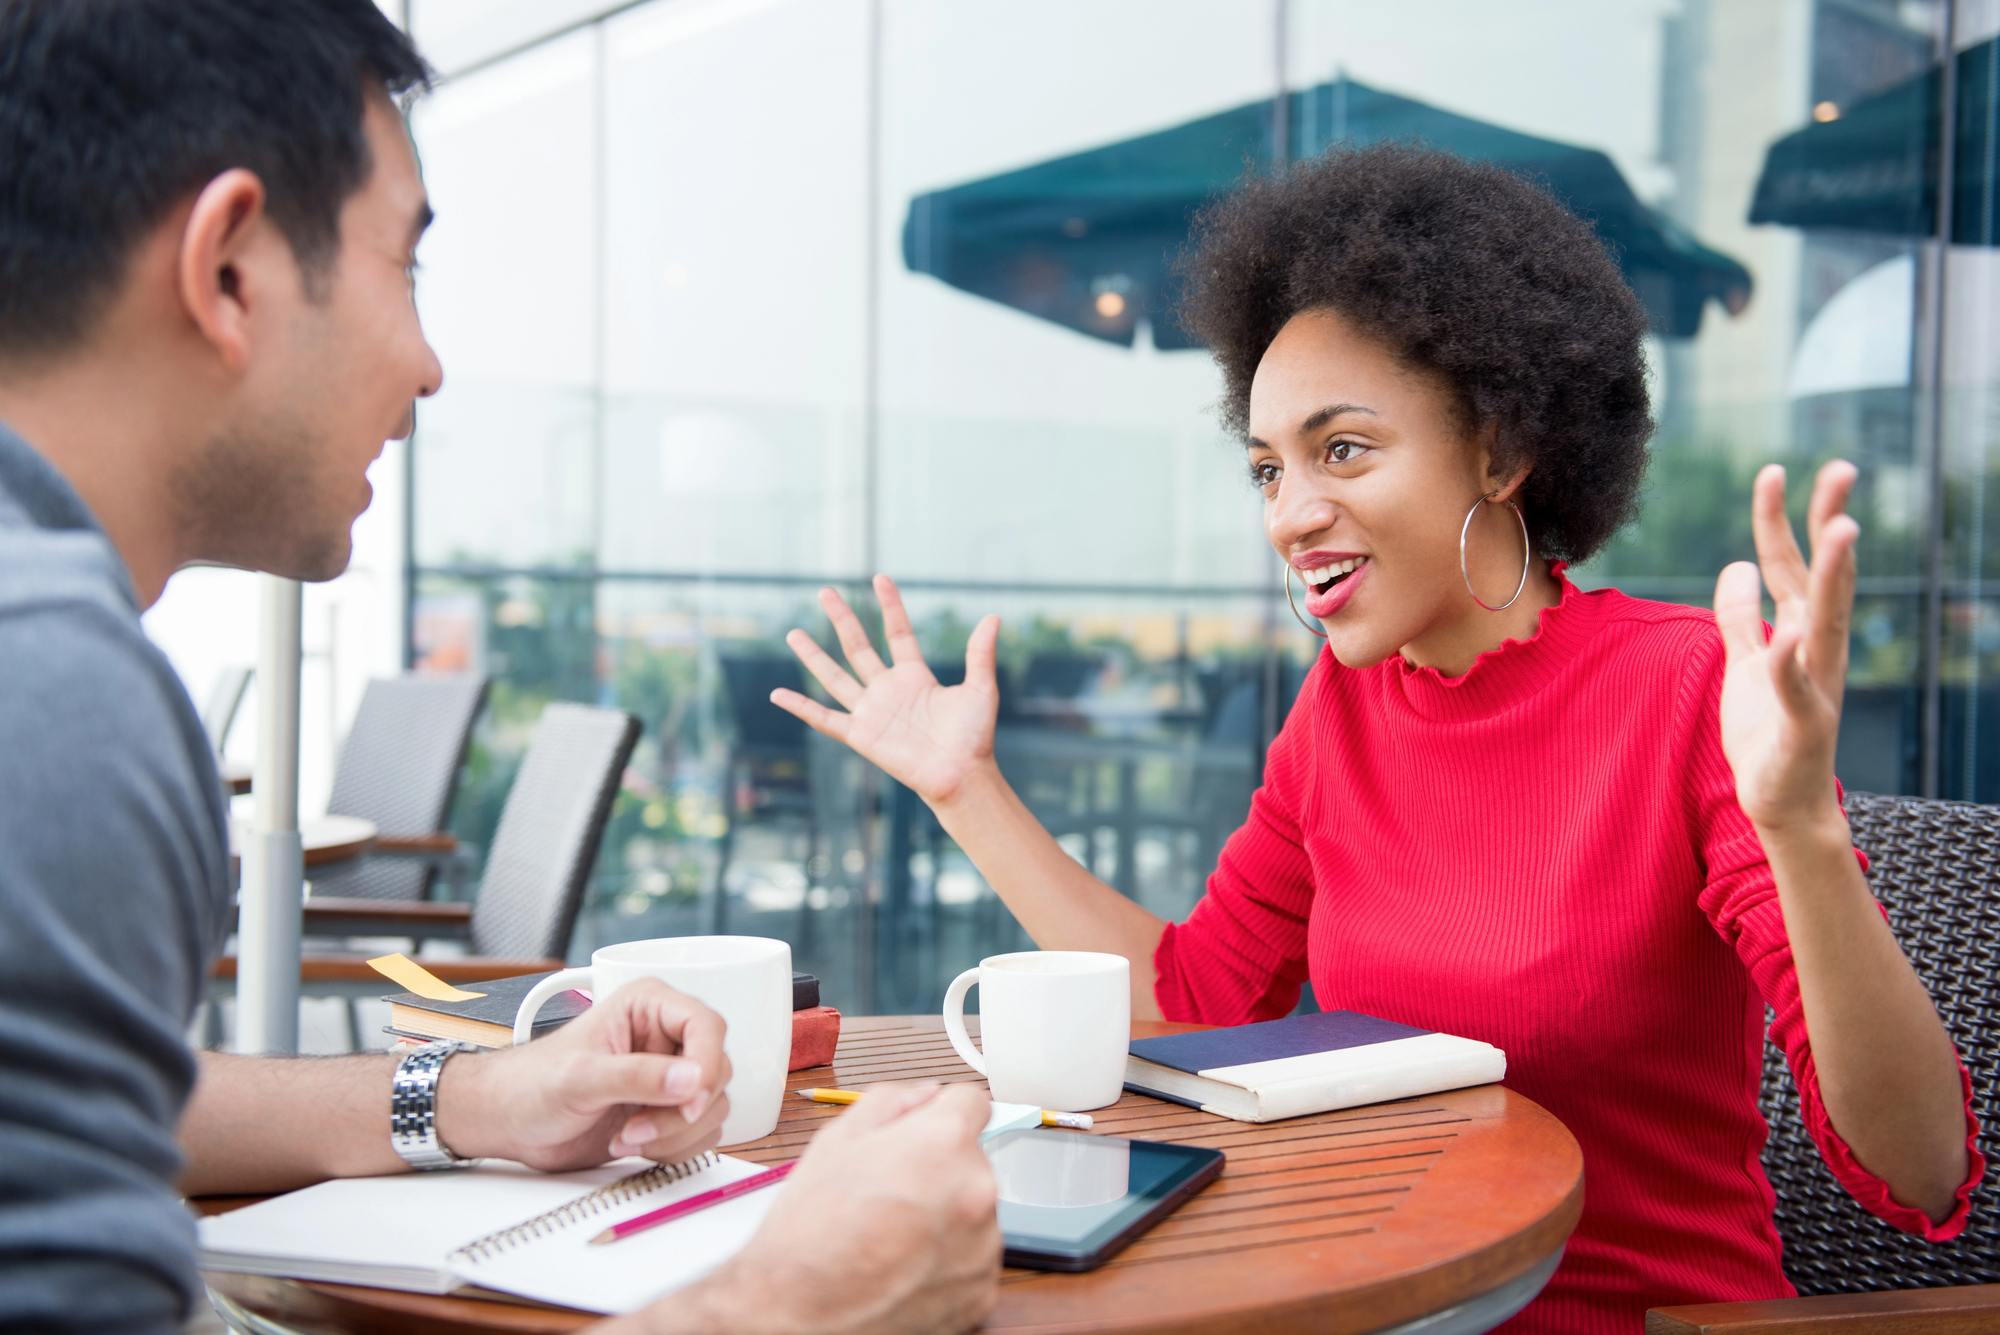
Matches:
[237,574,304,1054]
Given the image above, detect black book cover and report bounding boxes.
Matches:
[384,970,823,1034]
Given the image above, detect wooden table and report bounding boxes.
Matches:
[201,1016,1583,1335]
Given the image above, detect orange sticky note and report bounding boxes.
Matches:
[366,952,486,1002]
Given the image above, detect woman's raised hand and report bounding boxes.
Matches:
[1714,460,1861,832]
[772,575,1002,808]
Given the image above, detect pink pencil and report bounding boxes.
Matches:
[588,1161,796,1245]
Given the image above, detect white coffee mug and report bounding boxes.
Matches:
[942,950,1129,1111]
[513,935,792,1145]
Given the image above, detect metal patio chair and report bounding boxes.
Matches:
[1648,791,2000,1332]
[307,673,489,905]
[210,702,640,1048]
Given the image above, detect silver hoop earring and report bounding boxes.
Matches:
[1283,564,1330,639]
[1459,491,1531,612]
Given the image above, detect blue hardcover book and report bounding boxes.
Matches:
[1125,1010,1506,1123]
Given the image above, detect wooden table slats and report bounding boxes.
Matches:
[203,1015,1583,1335]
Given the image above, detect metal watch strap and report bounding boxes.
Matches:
[391,1041,470,1170]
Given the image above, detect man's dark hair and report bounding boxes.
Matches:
[1179,143,1654,564]
[0,0,430,357]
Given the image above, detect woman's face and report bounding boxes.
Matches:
[1246,308,1524,670]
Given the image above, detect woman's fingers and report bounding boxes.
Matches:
[770,686,852,742]
[1803,511,1858,702]
[1714,561,1768,667]
[818,586,890,683]
[1764,621,1819,718]
[965,613,1001,692]
[1751,464,1811,606]
[876,575,927,668]
[1805,459,1859,551]
[785,629,864,709]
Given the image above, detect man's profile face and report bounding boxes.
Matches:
[179,93,441,581]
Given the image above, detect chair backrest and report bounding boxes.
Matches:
[313,674,489,902]
[470,702,640,960]
[1759,791,2000,1294]
[201,666,253,752]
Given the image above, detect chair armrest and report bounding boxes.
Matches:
[373,833,459,855]
[1648,1285,2000,1334]
[298,956,559,984]
[299,898,473,938]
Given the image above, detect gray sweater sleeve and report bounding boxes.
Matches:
[0,571,231,1332]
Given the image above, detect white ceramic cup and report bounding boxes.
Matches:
[942,950,1129,1111]
[512,935,792,1145]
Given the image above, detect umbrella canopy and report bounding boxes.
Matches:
[902,76,1752,349]
[1749,36,1999,244]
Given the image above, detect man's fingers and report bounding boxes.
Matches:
[818,586,889,683]
[587,978,731,1121]
[770,686,851,743]
[925,1082,998,1145]
[965,614,1001,694]
[1750,464,1810,605]
[875,575,927,668]
[1714,561,1768,665]
[830,1083,945,1137]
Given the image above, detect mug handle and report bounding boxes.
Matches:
[513,967,595,1046]
[941,967,986,1075]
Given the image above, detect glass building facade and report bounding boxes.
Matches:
[402,0,2000,1013]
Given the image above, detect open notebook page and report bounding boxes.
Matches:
[196,1156,749,1295]
[443,1155,778,1313]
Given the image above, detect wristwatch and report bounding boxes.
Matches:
[391,1040,471,1170]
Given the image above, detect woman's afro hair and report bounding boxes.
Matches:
[1177,142,1655,564]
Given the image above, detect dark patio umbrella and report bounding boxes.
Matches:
[1748,35,1999,245]
[902,76,1752,349]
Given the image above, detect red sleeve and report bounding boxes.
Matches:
[1675,629,1984,1240]
[1152,658,1320,1025]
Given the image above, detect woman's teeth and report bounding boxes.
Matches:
[1303,558,1364,588]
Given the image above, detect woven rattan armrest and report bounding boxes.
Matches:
[1648,1284,2000,1334]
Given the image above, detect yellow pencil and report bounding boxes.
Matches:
[793,1087,1093,1130]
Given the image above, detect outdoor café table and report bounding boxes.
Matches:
[228,814,379,869]
[198,1015,1584,1335]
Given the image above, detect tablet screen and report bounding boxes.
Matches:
[983,1129,1222,1268]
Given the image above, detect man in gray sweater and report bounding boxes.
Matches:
[0,3,999,1333]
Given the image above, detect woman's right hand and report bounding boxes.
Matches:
[772,574,1002,808]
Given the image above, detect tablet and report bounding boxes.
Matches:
[983,1128,1225,1271]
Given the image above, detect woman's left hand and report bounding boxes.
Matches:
[1714,459,1861,833]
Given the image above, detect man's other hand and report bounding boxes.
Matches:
[435,979,731,1171]
[650,1083,1001,1335]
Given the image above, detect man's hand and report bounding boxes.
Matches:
[617,1083,1000,1335]
[436,978,732,1171]
[1715,459,1860,834]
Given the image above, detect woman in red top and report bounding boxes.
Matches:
[772,145,1981,1332]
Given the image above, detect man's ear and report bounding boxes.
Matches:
[1476,421,1532,503]
[175,169,269,375]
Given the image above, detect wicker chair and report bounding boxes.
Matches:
[210,703,640,1047]
[308,673,489,905]
[1648,791,2000,1332]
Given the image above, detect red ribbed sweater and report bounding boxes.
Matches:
[1154,574,1982,1335]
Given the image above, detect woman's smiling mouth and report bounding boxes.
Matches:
[1297,554,1370,617]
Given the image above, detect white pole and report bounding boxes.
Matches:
[237,574,304,1054]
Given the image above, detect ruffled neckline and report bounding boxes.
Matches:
[1383,562,1606,721]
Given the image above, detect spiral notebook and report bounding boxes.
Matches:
[197,1152,778,1314]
